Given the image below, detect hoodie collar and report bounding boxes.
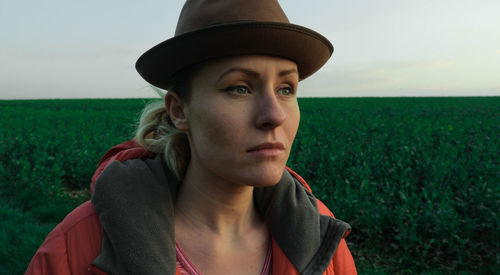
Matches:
[91,155,350,274]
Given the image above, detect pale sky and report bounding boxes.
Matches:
[1,0,499,99]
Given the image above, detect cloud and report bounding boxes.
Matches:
[370,59,456,70]
[335,59,456,89]
[298,57,500,97]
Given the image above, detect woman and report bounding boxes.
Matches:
[26,0,357,274]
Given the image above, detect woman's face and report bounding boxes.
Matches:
[179,55,300,187]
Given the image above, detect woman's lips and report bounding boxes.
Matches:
[247,142,285,157]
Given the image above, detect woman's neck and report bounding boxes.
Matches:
[174,161,263,241]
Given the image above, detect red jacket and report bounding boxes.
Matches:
[26,140,357,275]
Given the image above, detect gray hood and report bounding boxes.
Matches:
[91,155,350,274]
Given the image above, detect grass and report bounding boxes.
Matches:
[1,97,499,274]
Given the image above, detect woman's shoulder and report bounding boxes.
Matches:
[25,201,103,274]
[58,200,101,233]
[284,168,357,274]
[90,139,152,193]
[285,166,336,218]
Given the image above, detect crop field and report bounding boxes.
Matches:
[1,97,499,274]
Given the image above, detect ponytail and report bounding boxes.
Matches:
[135,64,201,180]
[135,100,190,180]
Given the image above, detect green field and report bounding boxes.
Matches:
[1,97,499,274]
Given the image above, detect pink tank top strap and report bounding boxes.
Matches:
[175,240,273,275]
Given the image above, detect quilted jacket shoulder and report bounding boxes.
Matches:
[25,140,356,275]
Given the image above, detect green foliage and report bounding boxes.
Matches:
[289,97,500,273]
[1,97,498,274]
[0,99,150,274]
[0,197,57,274]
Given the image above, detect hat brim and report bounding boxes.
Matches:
[136,22,333,89]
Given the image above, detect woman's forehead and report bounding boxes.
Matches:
[196,55,298,81]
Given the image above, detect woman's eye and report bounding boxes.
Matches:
[225,86,249,95]
[278,86,294,96]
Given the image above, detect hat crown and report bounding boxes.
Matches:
[175,0,290,35]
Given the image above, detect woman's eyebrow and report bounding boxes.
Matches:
[279,68,298,77]
[216,67,298,82]
[217,67,260,82]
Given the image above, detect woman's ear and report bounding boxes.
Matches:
[165,92,189,131]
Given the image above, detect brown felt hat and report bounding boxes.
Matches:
[136,0,333,89]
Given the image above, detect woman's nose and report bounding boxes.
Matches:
[255,90,286,130]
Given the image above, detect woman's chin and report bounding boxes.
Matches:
[235,163,287,187]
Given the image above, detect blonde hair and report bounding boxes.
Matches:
[135,98,190,180]
[135,65,201,180]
